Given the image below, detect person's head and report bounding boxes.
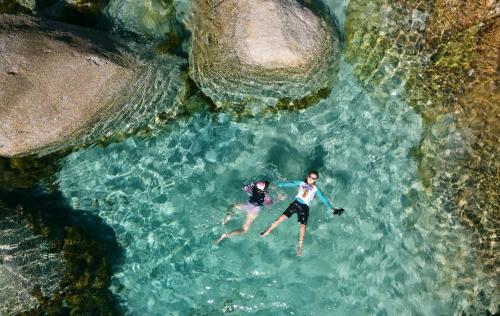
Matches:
[305,171,319,185]
[256,181,270,191]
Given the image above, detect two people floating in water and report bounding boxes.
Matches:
[216,171,344,256]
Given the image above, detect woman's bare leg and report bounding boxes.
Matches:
[296,224,306,256]
[216,212,258,243]
[260,214,288,237]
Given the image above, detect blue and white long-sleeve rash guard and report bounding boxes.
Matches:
[276,180,333,209]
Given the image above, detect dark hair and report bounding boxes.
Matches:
[305,171,319,183]
[263,180,270,190]
[309,171,319,178]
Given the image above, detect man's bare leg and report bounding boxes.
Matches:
[296,224,306,256]
[260,214,288,237]
[216,213,258,243]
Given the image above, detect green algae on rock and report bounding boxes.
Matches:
[275,87,332,112]
[0,0,34,14]
[344,0,499,312]
[189,0,341,109]
[105,0,175,38]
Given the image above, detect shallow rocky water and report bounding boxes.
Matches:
[56,59,488,315]
[0,0,497,314]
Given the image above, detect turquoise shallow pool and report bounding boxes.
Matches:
[56,60,482,315]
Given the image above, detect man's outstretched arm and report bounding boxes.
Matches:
[316,188,334,210]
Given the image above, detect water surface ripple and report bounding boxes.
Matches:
[57,61,480,315]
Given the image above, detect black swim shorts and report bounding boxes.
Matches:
[283,200,310,225]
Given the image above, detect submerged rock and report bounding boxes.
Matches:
[0,14,186,157]
[0,205,64,315]
[105,0,176,38]
[189,0,340,108]
[35,0,108,28]
[0,188,123,315]
[0,0,35,14]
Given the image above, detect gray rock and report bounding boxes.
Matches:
[0,14,186,157]
[189,0,341,107]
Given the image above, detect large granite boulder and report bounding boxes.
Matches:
[0,14,185,157]
[189,0,340,108]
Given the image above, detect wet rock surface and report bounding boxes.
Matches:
[0,14,134,157]
[189,0,340,108]
[105,0,176,38]
[0,14,187,158]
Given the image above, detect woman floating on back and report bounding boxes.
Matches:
[216,180,274,244]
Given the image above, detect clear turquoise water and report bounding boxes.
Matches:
[56,60,481,315]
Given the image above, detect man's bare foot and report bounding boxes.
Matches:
[222,215,232,225]
[215,233,227,244]
[297,248,302,256]
[260,229,269,237]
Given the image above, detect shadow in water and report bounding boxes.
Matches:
[266,140,326,178]
[265,139,303,178]
[304,144,327,173]
[0,155,63,190]
[0,186,125,315]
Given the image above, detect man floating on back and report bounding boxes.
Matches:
[260,171,344,256]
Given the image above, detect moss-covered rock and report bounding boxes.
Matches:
[345,0,499,312]
[0,0,34,14]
